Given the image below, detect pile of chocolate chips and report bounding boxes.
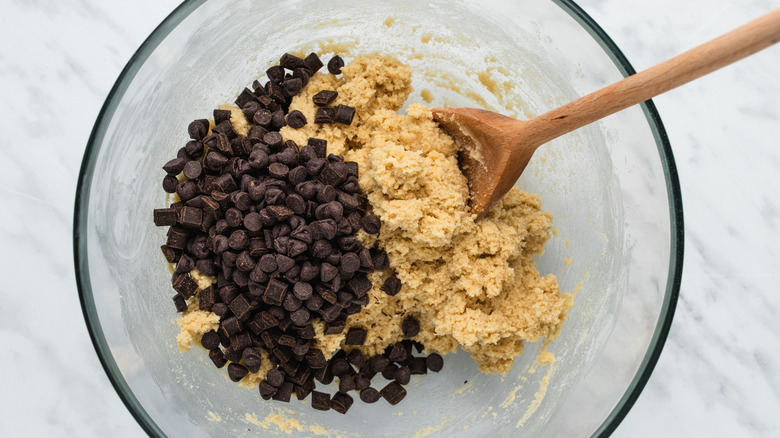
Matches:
[153,52,442,414]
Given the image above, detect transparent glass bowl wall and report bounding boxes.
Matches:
[75,0,682,436]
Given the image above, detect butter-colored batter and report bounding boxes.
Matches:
[280,54,570,373]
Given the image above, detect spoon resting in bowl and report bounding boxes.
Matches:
[433,8,780,218]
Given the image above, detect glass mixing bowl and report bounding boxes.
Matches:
[74,0,682,436]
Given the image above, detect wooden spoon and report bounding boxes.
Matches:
[433,8,780,218]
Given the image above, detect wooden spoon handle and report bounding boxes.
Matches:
[519,7,780,148]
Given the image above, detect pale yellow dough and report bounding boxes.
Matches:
[281,55,570,373]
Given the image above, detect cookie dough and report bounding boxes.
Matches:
[280,54,570,374]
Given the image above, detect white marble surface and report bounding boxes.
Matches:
[1,0,778,436]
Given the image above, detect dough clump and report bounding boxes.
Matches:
[281,54,569,374]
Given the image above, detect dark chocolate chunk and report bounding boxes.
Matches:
[402,317,420,338]
[272,381,293,402]
[209,348,227,368]
[280,53,306,70]
[324,318,346,335]
[153,208,178,226]
[360,387,381,404]
[235,88,257,108]
[304,52,324,73]
[267,205,294,221]
[409,357,428,375]
[214,109,232,125]
[327,55,345,75]
[228,294,252,320]
[314,107,336,124]
[172,274,198,298]
[172,294,187,312]
[426,353,444,372]
[311,391,331,411]
[380,381,407,405]
[306,349,327,369]
[345,328,367,346]
[199,285,217,310]
[286,110,307,129]
[371,248,390,270]
[334,105,355,125]
[307,138,328,158]
[312,90,338,107]
[263,278,288,306]
[346,275,372,297]
[330,392,353,414]
[221,315,242,335]
[382,275,402,296]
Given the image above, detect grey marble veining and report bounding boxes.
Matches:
[1,0,779,436]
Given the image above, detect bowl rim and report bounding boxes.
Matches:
[72,0,683,436]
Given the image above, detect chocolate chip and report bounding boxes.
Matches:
[311,391,331,411]
[330,392,353,414]
[267,65,285,83]
[259,380,278,400]
[340,252,360,274]
[268,162,290,179]
[312,90,338,107]
[286,110,307,129]
[228,229,248,250]
[362,215,381,234]
[331,358,351,377]
[382,363,399,380]
[345,328,367,346]
[235,88,258,108]
[284,306,308,326]
[360,387,381,404]
[369,356,390,373]
[380,381,407,405]
[338,375,356,394]
[188,119,209,140]
[394,366,412,386]
[334,105,355,125]
[327,55,345,75]
[172,294,187,312]
[263,131,283,149]
[243,348,262,373]
[200,330,220,350]
[162,175,178,193]
[402,317,420,338]
[426,353,444,372]
[382,275,402,296]
[227,363,248,382]
[305,294,324,311]
[265,368,284,387]
[388,343,408,363]
[176,181,199,202]
[314,107,335,124]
